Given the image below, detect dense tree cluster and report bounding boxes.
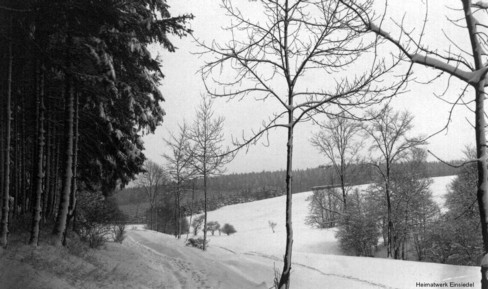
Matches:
[421,157,483,265]
[0,1,192,248]
[305,110,482,265]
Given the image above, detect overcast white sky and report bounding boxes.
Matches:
[142,0,475,174]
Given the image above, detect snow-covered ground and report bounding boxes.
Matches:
[2,175,480,289]
[183,175,480,288]
[202,175,455,257]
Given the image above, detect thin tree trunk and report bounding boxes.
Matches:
[385,166,393,258]
[29,65,45,246]
[21,89,27,215]
[186,180,196,241]
[52,75,74,246]
[177,185,182,239]
[174,184,178,238]
[43,105,51,222]
[12,110,18,217]
[0,38,13,248]
[51,123,61,220]
[340,164,347,211]
[203,172,208,251]
[279,107,294,289]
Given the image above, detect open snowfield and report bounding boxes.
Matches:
[1,175,481,289]
[178,175,480,288]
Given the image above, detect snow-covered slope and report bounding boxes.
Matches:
[183,175,480,288]
[202,175,455,256]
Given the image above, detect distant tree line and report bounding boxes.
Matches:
[205,161,458,194]
[0,1,192,248]
[116,159,458,225]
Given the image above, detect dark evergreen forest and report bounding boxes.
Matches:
[0,0,192,247]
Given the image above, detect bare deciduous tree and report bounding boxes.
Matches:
[306,187,343,228]
[363,107,425,258]
[198,1,404,287]
[188,96,232,251]
[137,161,166,230]
[164,122,195,239]
[310,114,363,210]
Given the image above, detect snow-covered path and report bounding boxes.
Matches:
[128,230,269,289]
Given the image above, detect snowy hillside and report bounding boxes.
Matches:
[186,175,481,288]
[202,175,454,256]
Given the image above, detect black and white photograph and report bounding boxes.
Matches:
[0,0,485,288]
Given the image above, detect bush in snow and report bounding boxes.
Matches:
[420,159,483,265]
[186,237,209,250]
[206,221,221,236]
[76,192,128,248]
[268,221,277,233]
[305,187,342,228]
[192,215,205,236]
[112,223,126,243]
[336,190,378,257]
[148,201,190,236]
[221,223,237,236]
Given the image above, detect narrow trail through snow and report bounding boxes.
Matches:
[128,230,269,289]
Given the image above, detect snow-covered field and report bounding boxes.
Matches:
[1,175,481,289]
[183,175,480,288]
[203,175,454,257]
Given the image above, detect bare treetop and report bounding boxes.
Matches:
[198,0,406,130]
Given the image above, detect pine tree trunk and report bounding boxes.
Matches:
[12,111,18,217]
[43,107,51,222]
[0,38,13,248]
[48,120,59,219]
[52,76,74,247]
[63,92,79,246]
[29,66,45,246]
[0,77,4,232]
[20,92,27,214]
